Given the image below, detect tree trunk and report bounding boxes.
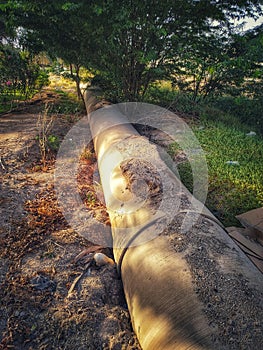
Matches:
[69,63,85,104]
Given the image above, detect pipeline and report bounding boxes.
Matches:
[84,88,263,350]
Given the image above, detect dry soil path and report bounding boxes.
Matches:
[0,110,141,350]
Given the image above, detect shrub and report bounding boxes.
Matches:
[144,84,202,117]
[0,44,50,111]
[213,96,263,134]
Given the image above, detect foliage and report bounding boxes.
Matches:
[0,43,50,112]
[144,83,203,116]
[88,0,262,101]
[170,22,263,101]
[35,70,50,92]
[49,92,84,115]
[1,1,87,101]
[44,73,86,117]
[171,32,228,100]
[211,95,263,134]
[2,0,262,101]
[242,26,263,98]
[145,80,263,135]
[47,135,60,151]
[144,83,176,106]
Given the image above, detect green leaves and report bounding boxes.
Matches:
[92,4,103,15]
[0,42,48,111]
[3,0,263,101]
[61,2,81,11]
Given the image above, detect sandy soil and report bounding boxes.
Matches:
[0,94,141,350]
[1,92,262,350]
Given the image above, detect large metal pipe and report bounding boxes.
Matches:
[84,89,263,350]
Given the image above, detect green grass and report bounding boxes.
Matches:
[213,95,263,135]
[145,83,263,226]
[175,120,263,226]
[47,74,86,115]
[48,90,84,115]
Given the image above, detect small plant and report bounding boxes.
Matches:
[36,104,56,168]
[47,134,60,151]
[80,147,93,161]
[86,191,97,206]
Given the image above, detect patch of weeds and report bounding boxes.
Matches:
[144,83,176,107]
[213,95,263,135]
[80,147,94,161]
[144,83,202,117]
[0,92,26,113]
[86,191,97,206]
[49,99,83,115]
[200,105,250,133]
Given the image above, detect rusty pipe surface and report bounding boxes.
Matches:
[84,89,263,350]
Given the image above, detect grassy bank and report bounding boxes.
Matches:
[192,121,263,226]
[145,85,263,226]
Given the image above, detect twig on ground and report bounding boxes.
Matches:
[67,261,93,297]
[74,245,104,263]
[0,157,6,170]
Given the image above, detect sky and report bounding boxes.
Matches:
[233,12,263,32]
[238,16,263,30]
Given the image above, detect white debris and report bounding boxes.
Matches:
[225,161,240,166]
[246,131,256,136]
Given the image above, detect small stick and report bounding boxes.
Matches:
[0,157,6,170]
[67,261,92,296]
[74,245,104,263]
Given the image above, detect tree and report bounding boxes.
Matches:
[1,1,91,102]
[170,28,258,101]
[232,23,263,98]
[0,3,49,102]
[3,0,262,101]
[88,0,262,100]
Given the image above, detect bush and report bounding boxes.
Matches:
[144,84,175,106]
[144,84,202,117]
[36,70,50,91]
[0,44,50,108]
[145,84,263,135]
[213,96,263,134]
[90,74,122,102]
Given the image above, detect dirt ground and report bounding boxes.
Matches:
[1,92,263,350]
[0,93,141,349]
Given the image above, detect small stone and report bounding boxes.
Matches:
[94,253,115,267]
